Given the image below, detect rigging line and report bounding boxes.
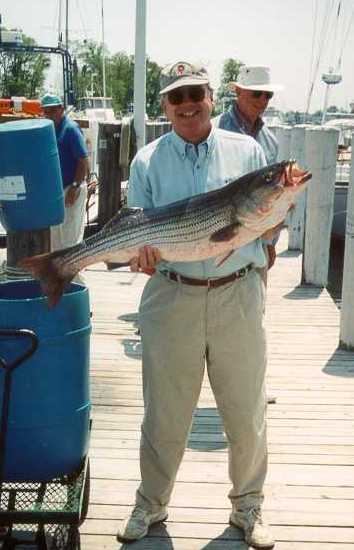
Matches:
[337,1,354,70]
[306,0,333,111]
[310,0,333,80]
[75,0,89,42]
[306,0,319,111]
[309,0,318,81]
[330,0,341,69]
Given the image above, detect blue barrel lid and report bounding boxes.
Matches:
[0,118,54,133]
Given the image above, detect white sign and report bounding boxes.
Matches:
[0,175,26,201]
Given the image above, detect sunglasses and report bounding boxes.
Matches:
[251,90,274,100]
[167,86,207,105]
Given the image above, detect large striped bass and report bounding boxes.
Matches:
[20,160,311,307]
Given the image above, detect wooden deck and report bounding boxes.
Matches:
[74,231,354,549]
[4,228,351,550]
[80,232,354,549]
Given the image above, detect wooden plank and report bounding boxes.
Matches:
[76,230,354,549]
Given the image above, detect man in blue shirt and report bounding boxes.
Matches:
[214,66,284,272]
[117,62,275,550]
[41,94,89,251]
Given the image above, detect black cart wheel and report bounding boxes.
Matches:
[79,459,90,526]
[66,526,80,550]
[51,524,80,550]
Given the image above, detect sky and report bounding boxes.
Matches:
[1,0,354,113]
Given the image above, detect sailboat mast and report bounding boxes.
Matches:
[65,0,69,50]
[101,0,107,108]
[134,0,147,150]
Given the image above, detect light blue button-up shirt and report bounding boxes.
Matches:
[214,104,278,165]
[128,127,267,278]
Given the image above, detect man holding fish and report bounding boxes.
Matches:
[118,61,276,549]
[21,62,310,550]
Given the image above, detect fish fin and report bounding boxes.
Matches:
[210,223,240,242]
[103,207,143,230]
[214,250,234,267]
[19,252,77,308]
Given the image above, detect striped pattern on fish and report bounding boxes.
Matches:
[19,160,311,306]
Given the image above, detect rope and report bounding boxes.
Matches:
[0,260,32,282]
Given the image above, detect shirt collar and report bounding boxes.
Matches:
[233,102,264,136]
[171,127,215,159]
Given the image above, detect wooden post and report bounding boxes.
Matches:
[97,121,122,226]
[6,229,50,269]
[339,136,354,350]
[302,127,339,286]
[271,125,292,161]
[288,125,310,250]
[119,116,132,182]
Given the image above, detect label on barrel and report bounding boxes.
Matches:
[0,175,26,200]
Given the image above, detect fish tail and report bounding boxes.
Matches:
[19,251,78,308]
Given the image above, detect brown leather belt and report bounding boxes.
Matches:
[161,265,252,289]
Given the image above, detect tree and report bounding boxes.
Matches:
[72,40,162,118]
[0,33,50,98]
[215,58,244,114]
[146,58,162,119]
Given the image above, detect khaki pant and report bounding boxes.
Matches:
[136,269,268,513]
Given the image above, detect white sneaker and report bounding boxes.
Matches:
[116,505,168,542]
[230,507,274,549]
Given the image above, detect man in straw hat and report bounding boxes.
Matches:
[215,66,284,275]
[116,61,275,549]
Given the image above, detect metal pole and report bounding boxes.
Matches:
[134,0,147,150]
[321,83,330,125]
[65,0,69,50]
[101,0,107,109]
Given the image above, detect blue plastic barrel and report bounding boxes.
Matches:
[0,280,91,482]
[0,119,64,231]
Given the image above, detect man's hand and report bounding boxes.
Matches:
[65,185,81,207]
[130,245,162,274]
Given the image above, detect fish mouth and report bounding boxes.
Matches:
[281,161,312,188]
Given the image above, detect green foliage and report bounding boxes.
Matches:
[71,40,162,118]
[0,33,50,98]
[146,59,162,118]
[215,58,244,113]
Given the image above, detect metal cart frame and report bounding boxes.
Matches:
[0,329,90,550]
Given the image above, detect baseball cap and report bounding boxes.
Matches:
[159,61,210,95]
[41,93,63,108]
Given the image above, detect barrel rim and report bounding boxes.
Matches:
[0,280,88,303]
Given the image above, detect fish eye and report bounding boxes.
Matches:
[265,172,273,182]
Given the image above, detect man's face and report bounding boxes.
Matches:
[162,84,213,144]
[236,87,273,121]
[42,105,64,126]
